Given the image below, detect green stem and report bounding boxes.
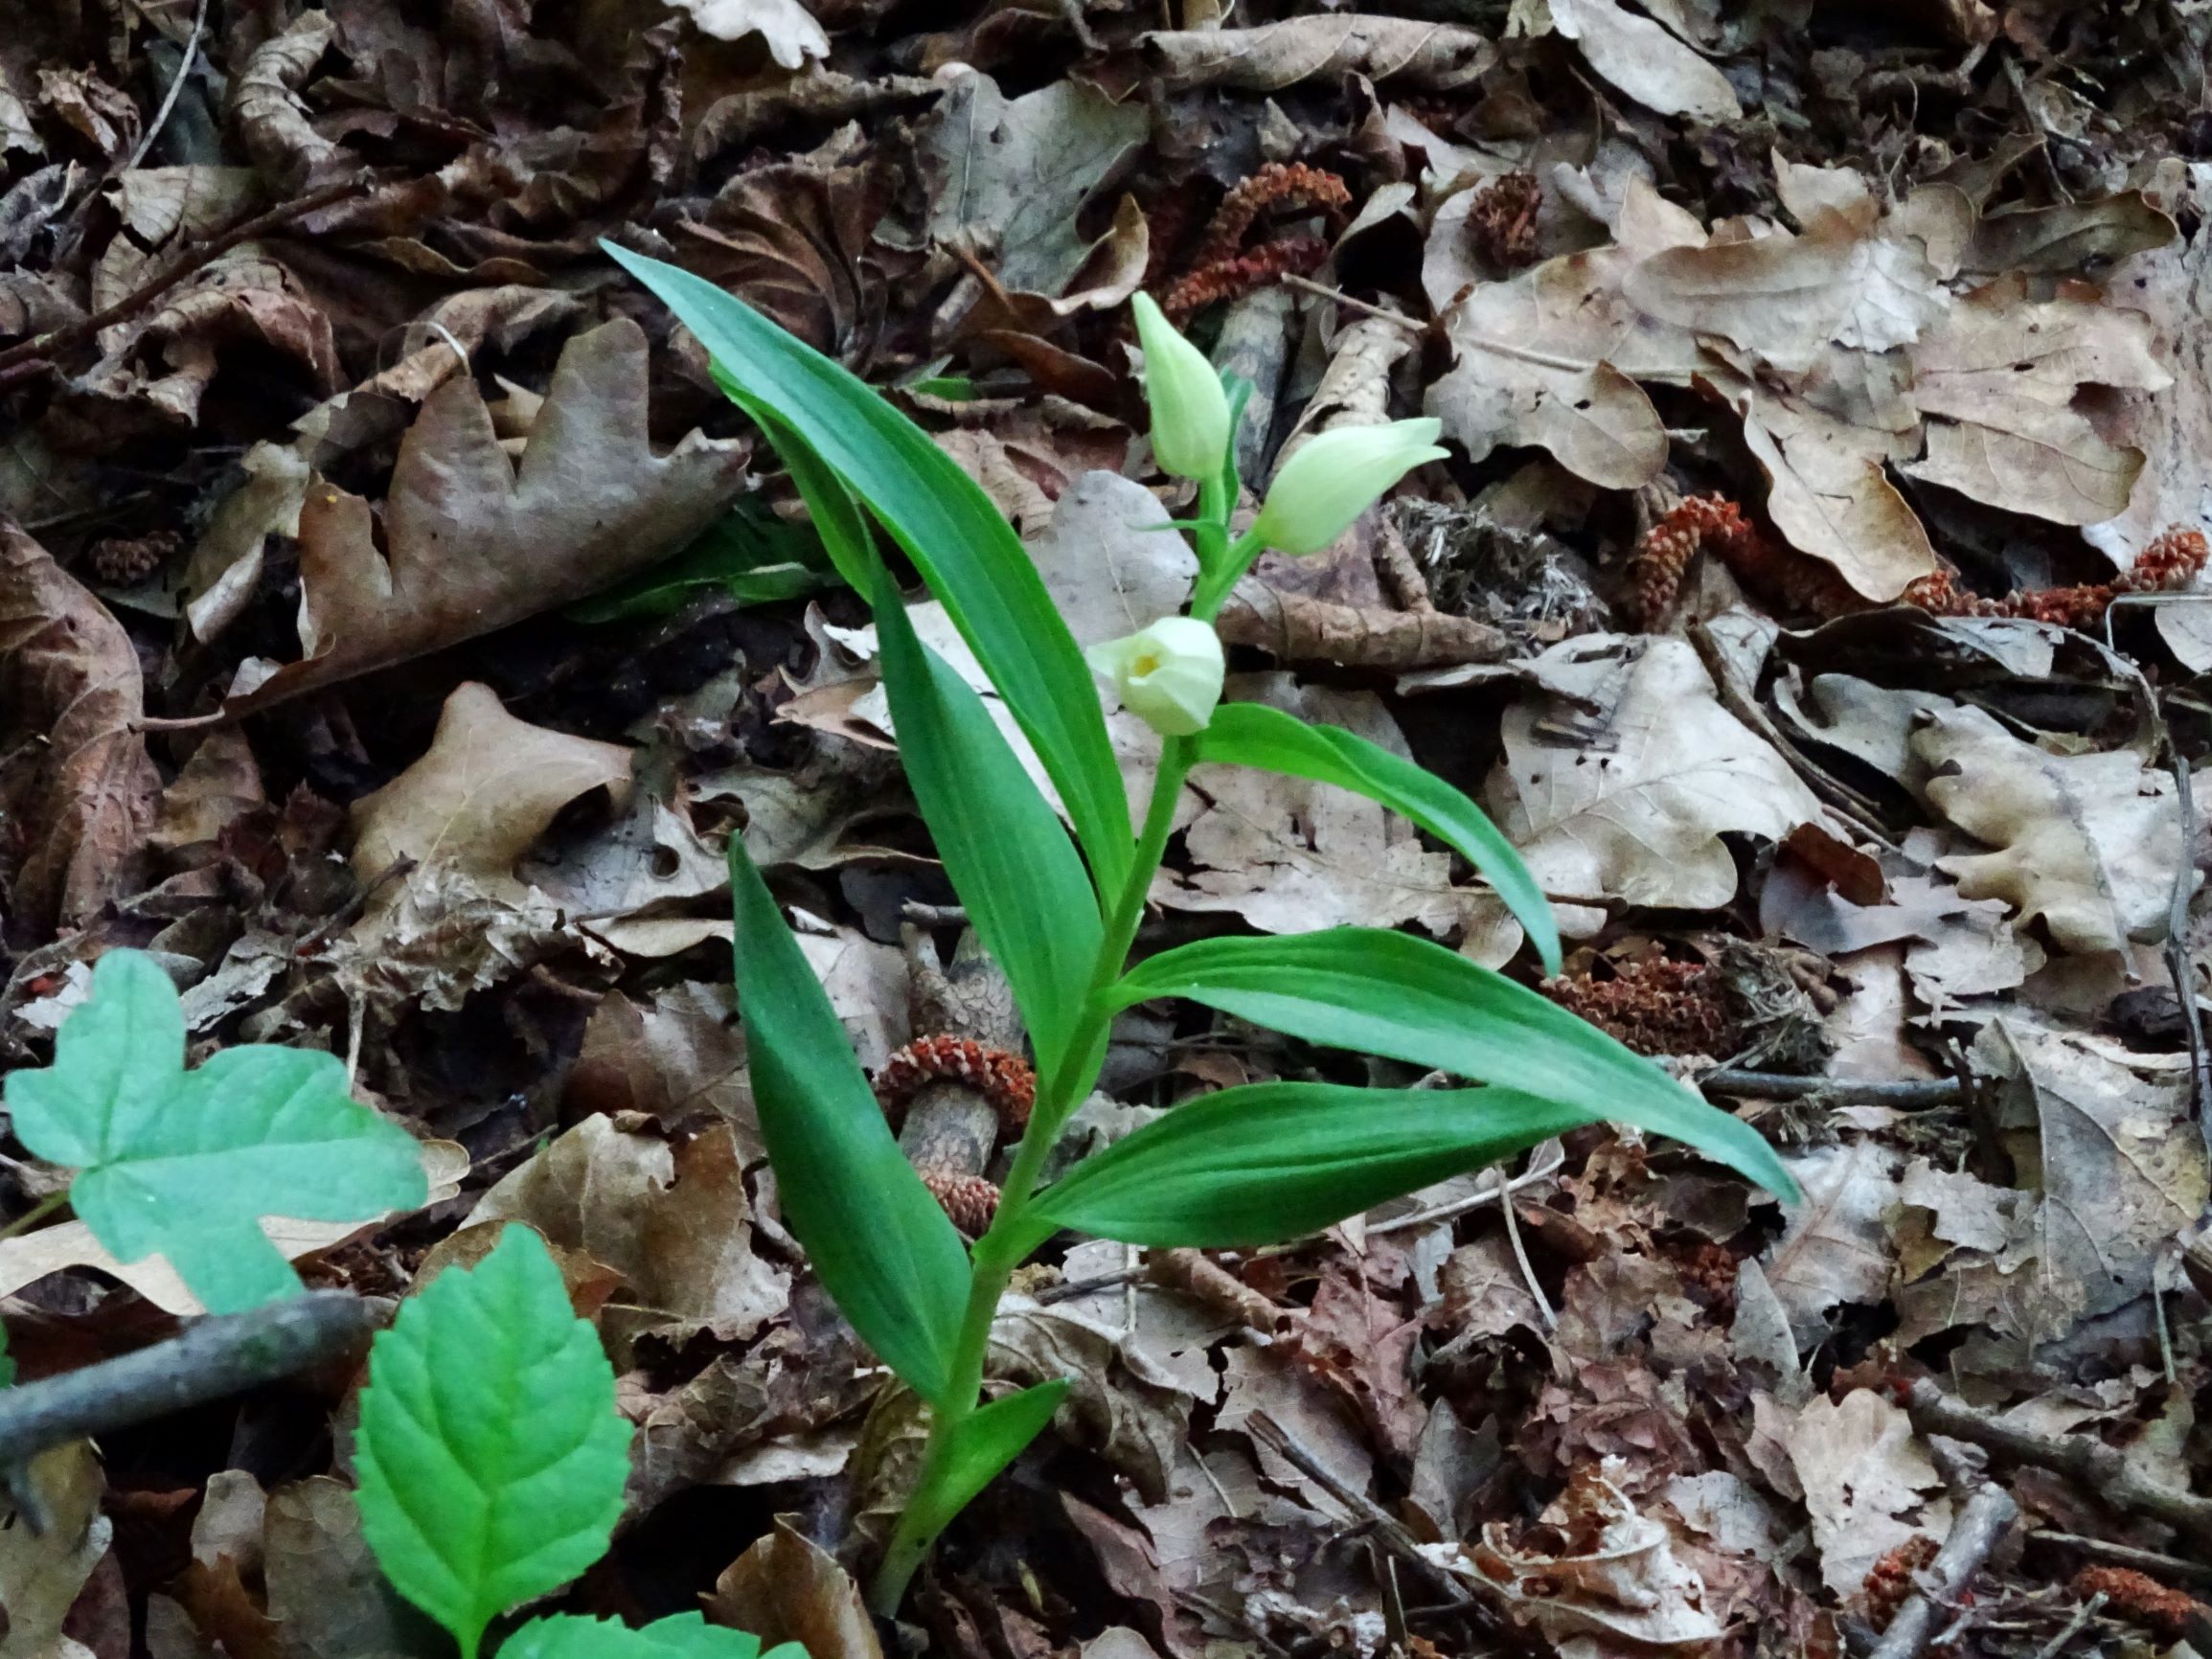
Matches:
[0,1192,67,1242]
[1190,528,1263,621]
[868,735,1198,1615]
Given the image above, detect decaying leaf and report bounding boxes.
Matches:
[1913,705,2189,957]
[1140,17,1496,91]
[220,321,749,716]
[707,1521,884,1659]
[1546,0,1741,120]
[1490,635,1825,917]
[0,1442,112,1659]
[0,517,160,940]
[1759,1141,1904,1347]
[1786,1390,1950,1599]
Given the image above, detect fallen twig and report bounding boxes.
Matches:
[2026,1529,2212,1589]
[0,1291,372,1523]
[124,0,210,170]
[1867,1481,2018,1659]
[1699,1069,1964,1105]
[1904,1378,2212,1546]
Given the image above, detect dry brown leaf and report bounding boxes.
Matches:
[1960,192,2177,276]
[707,1521,885,1659]
[0,1442,111,1659]
[474,1117,789,1355]
[222,321,748,717]
[1913,706,2186,957]
[1786,1390,1950,1599]
[0,517,160,940]
[1140,17,1495,91]
[229,10,342,190]
[565,985,753,1149]
[262,1477,429,1659]
[348,681,634,948]
[1489,634,1824,918]
[1901,278,2170,524]
[1547,0,1741,120]
[1436,1458,1724,1648]
[1759,1141,1904,1347]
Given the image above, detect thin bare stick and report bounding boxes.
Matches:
[1698,1069,1963,1106]
[0,1292,371,1474]
[1278,274,1428,336]
[2029,1592,2104,1659]
[1868,1482,2018,1659]
[2025,1530,2212,1589]
[1904,1378,2212,1545]
[124,0,209,170]
[1369,1142,1565,1236]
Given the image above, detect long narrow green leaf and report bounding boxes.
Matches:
[1020,1082,1584,1252]
[1109,930,1797,1198]
[901,1380,1070,1542]
[728,838,969,1403]
[1191,703,1562,974]
[609,245,1131,894]
[872,567,1102,1078]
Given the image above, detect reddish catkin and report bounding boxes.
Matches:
[1540,959,1738,1057]
[1859,1535,1941,1632]
[87,529,182,585]
[873,1035,1036,1130]
[1634,496,1771,622]
[1468,170,1542,268]
[1160,236,1330,321]
[920,1170,1001,1237]
[1189,161,1353,270]
[2070,1566,2202,1643]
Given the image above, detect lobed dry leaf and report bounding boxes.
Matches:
[1787,1390,1950,1601]
[220,321,749,717]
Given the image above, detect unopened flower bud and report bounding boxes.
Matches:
[1084,616,1224,738]
[1131,294,1231,483]
[1248,419,1449,555]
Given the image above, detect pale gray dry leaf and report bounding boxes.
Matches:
[263,1477,433,1659]
[0,518,160,938]
[221,320,749,717]
[992,1294,1197,1505]
[668,0,829,67]
[1902,278,2171,524]
[1913,705,2189,957]
[0,1443,111,1659]
[229,9,341,189]
[1960,191,2177,276]
[920,75,1148,298]
[1489,634,1824,918]
[1785,1389,1950,1599]
[184,440,311,642]
[1759,1141,1904,1348]
[1546,0,1741,119]
[476,1117,789,1357]
[794,921,911,1073]
[1140,17,1496,91]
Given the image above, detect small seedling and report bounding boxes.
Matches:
[608,245,1800,1611]
[0,950,427,1313]
[352,1223,799,1659]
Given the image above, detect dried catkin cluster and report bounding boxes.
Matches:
[1160,162,1352,321]
[1636,497,2209,631]
[2070,1566,2201,1642]
[1859,1534,1942,1632]
[1467,170,1542,268]
[873,1035,1035,1129]
[1540,958,1739,1058]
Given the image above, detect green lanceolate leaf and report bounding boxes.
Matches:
[1024,1082,1586,1251]
[1191,703,1562,974]
[566,499,834,624]
[728,836,969,1403]
[0,1321,13,1388]
[502,1612,802,1659]
[1109,930,1797,1198]
[901,1380,1071,1544]
[873,567,1101,1078]
[606,245,1131,894]
[4,950,427,1314]
[354,1226,631,1659]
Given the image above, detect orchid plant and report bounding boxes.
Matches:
[608,246,1797,1614]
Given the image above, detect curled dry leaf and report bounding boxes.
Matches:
[229,9,342,189]
[0,518,160,940]
[348,681,634,949]
[668,0,830,68]
[707,1520,885,1659]
[1429,1457,1723,1648]
[1489,635,1824,918]
[1140,17,1495,92]
[221,320,749,718]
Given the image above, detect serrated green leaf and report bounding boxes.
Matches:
[1021,1082,1585,1252]
[501,1612,803,1659]
[728,835,969,1404]
[1191,703,1562,974]
[1109,929,1797,1199]
[605,244,1132,895]
[872,566,1101,1079]
[4,950,428,1314]
[353,1225,632,1659]
[902,1380,1069,1544]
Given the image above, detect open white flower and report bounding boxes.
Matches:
[1248,419,1448,555]
[1084,615,1224,737]
[1131,294,1232,483]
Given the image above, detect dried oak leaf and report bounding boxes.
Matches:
[0,517,159,940]
[223,319,748,716]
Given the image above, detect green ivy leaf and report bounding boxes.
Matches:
[3,950,428,1314]
[353,1225,632,1659]
[501,1612,803,1659]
